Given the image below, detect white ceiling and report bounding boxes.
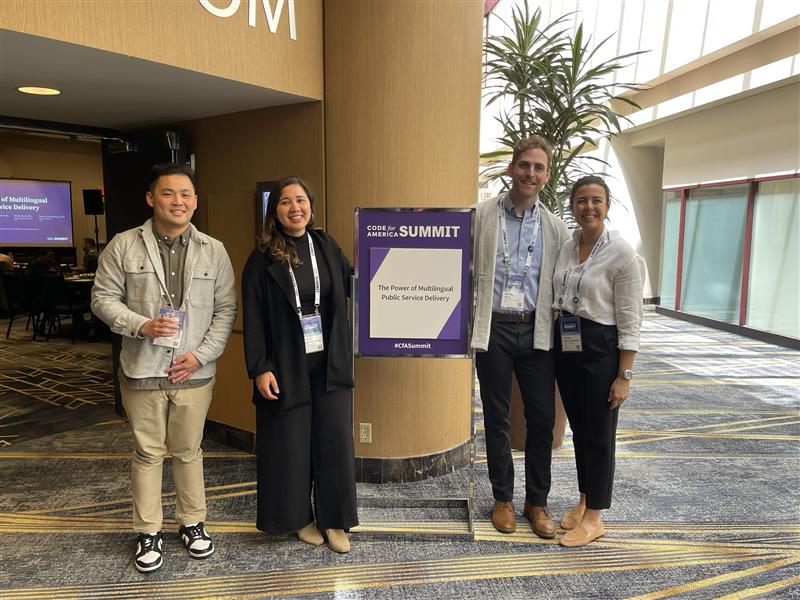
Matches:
[0,29,310,132]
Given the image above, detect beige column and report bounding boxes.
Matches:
[323,0,483,478]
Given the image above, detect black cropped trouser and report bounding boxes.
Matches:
[555,316,620,510]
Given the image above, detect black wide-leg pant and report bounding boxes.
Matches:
[255,355,358,533]
[476,318,555,506]
[555,316,620,510]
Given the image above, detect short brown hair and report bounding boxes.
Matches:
[511,135,553,169]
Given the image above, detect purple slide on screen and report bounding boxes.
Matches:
[0,179,73,246]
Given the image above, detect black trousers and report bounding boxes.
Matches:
[555,316,620,510]
[476,318,555,505]
[255,353,358,533]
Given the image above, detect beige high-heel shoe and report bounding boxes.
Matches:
[296,522,324,546]
[325,528,351,553]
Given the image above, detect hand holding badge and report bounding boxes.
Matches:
[152,306,186,348]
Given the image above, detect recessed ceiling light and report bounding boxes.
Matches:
[17,86,61,96]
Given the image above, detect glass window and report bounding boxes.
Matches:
[746,178,800,338]
[681,185,749,323]
[659,192,682,309]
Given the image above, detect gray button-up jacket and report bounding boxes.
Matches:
[91,218,237,380]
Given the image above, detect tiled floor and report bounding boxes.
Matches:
[1,310,798,599]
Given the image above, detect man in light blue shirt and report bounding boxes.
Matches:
[491,195,543,314]
[471,136,570,537]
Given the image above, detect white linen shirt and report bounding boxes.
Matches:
[552,229,646,351]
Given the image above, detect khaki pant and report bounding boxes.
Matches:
[121,379,214,533]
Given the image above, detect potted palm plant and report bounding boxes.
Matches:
[482,4,643,219]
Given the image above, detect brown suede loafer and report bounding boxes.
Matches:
[559,520,606,547]
[490,500,516,533]
[297,522,324,546]
[523,501,556,539]
[559,504,585,530]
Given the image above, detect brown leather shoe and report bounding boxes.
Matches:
[559,520,606,547]
[490,500,516,533]
[523,501,556,539]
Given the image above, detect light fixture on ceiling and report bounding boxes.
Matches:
[17,86,61,96]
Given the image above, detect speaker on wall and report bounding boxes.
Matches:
[83,189,104,215]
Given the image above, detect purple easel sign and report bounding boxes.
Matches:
[354,208,474,357]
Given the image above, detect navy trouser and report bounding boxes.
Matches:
[476,318,555,506]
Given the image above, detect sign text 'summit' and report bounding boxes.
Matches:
[198,0,296,40]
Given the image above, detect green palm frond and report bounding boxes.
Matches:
[481,6,646,216]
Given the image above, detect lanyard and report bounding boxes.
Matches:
[558,229,609,309]
[287,234,320,318]
[498,196,540,276]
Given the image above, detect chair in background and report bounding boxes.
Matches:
[1,271,41,340]
[40,274,92,342]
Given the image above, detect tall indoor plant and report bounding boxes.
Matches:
[482,4,642,219]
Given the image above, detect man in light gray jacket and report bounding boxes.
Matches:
[92,163,236,573]
[472,136,570,538]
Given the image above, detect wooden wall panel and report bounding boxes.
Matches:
[355,358,473,458]
[324,1,483,458]
[0,0,323,98]
[209,333,255,431]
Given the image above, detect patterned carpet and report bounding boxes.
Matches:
[0,309,798,599]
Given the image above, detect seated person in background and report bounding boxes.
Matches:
[0,253,13,271]
[72,238,99,273]
[24,249,58,321]
[25,249,57,279]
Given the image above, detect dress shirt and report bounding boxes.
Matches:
[552,229,646,351]
[492,194,543,313]
[154,223,189,309]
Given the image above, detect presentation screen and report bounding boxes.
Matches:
[0,179,73,246]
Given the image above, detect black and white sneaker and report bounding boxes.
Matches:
[134,531,164,573]
[178,522,214,558]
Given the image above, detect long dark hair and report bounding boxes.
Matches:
[259,176,316,268]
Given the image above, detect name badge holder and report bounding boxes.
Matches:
[558,315,582,352]
[556,230,609,352]
[501,274,525,311]
[152,306,187,348]
[149,263,186,350]
[288,235,324,354]
[498,197,540,312]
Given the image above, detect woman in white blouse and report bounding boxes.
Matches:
[552,175,645,547]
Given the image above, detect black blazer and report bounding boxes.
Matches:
[241,229,354,414]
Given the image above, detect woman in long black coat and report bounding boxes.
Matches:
[242,176,358,553]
